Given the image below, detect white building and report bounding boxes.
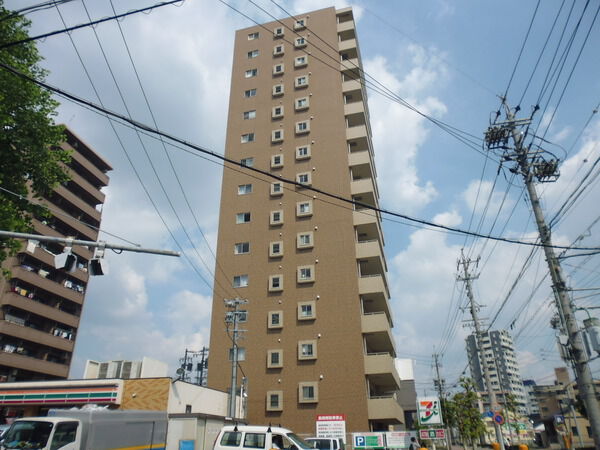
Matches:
[83,357,168,379]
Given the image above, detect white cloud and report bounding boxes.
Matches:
[462,179,515,217]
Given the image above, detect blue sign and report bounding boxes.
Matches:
[179,440,195,450]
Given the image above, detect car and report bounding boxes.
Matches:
[305,437,345,450]
[214,425,313,450]
[0,424,11,440]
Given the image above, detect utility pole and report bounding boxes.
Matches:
[433,353,451,450]
[225,298,248,419]
[484,100,600,448]
[457,253,505,450]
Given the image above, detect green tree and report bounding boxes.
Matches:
[451,378,486,450]
[0,0,70,268]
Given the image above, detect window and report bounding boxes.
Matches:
[266,391,283,411]
[271,154,283,168]
[273,44,284,56]
[248,31,259,40]
[272,105,284,119]
[269,241,283,257]
[236,212,251,223]
[244,88,257,98]
[296,172,311,186]
[297,231,314,249]
[243,110,256,120]
[243,433,264,449]
[269,275,283,292]
[296,145,311,160]
[267,349,283,368]
[296,200,312,217]
[271,129,284,143]
[245,68,258,78]
[294,18,307,30]
[299,382,318,403]
[233,274,248,288]
[273,63,284,75]
[295,97,309,110]
[268,310,283,327]
[270,182,283,196]
[241,133,255,143]
[234,242,250,254]
[240,157,254,167]
[297,265,315,283]
[228,347,246,361]
[273,26,284,37]
[226,309,247,323]
[298,340,317,360]
[295,75,308,88]
[237,184,252,195]
[270,210,283,225]
[298,301,316,320]
[294,55,308,67]
[295,120,310,134]
[294,36,307,48]
[247,49,259,58]
[51,422,78,449]
[272,84,284,96]
[220,431,242,447]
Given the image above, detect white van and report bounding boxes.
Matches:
[214,425,313,450]
[305,437,345,450]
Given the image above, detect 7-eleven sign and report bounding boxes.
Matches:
[417,397,443,425]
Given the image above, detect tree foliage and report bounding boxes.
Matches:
[0,0,70,267]
[449,378,486,448]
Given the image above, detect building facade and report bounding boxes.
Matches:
[83,357,168,380]
[466,329,527,415]
[207,7,398,434]
[0,127,111,381]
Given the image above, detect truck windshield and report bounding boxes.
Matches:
[286,433,313,450]
[2,421,53,449]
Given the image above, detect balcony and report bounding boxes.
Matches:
[64,165,105,205]
[36,200,98,241]
[356,239,387,273]
[344,101,365,116]
[33,220,94,260]
[342,79,361,93]
[340,57,359,72]
[364,353,400,391]
[338,38,357,52]
[358,274,389,301]
[3,291,80,328]
[66,144,110,187]
[337,20,354,33]
[11,266,84,305]
[54,185,101,223]
[346,124,367,141]
[368,395,404,424]
[25,247,88,284]
[348,150,371,167]
[362,312,395,355]
[351,177,375,197]
[0,321,74,353]
[0,351,69,378]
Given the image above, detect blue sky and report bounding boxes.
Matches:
[5,0,600,395]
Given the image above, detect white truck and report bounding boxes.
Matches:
[0,408,167,450]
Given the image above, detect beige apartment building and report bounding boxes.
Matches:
[207,7,400,434]
[0,128,111,382]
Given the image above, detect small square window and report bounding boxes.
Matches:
[299,382,318,403]
[295,97,309,111]
[271,154,284,168]
[274,27,284,37]
[228,347,246,361]
[236,212,251,223]
[243,110,256,120]
[245,68,258,78]
[268,310,283,327]
[267,349,283,368]
[294,36,307,48]
[294,56,308,67]
[233,274,248,288]
[272,105,284,119]
[296,145,311,160]
[296,172,311,186]
[273,64,284,76]
[244,88,257,98]
[295,75,308,88]
[247,49,259,58]
[241,133,255,143]
[272,84,284,96]
[295,120,310,134]
[269,275,283,292]
[298,340,317,360]
[273,44,284,56]
[240,157,254,167]
[298,301,316,320]
[248,32,259,40]
[297,265,315,283]
[297,231,313,249]
[294,18,307,30]
[237,184,252,195]
[269,241,283,258]
[270,182,283,196]
[296,200,312,217]
[272,129,284,143]
[266,391,283,411]
[234,242,250,254]
[270,210,283,226]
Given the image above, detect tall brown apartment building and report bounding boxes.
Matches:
[0,127,111,382]
[207,7,400,433]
